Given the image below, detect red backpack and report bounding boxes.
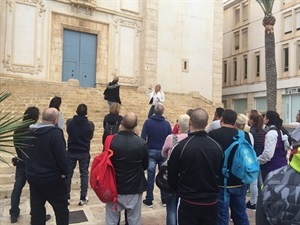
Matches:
[90,135,118,205]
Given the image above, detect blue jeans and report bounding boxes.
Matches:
[10,162,26,217]
[218,185,249,225]
[67,152,90,200]
[145,149,166,202]
[165,193,177,225]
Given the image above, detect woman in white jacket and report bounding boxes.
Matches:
[146,84,165,118]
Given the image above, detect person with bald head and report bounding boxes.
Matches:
[168,108,223,225]
[24,107,69,225]
[106,112,148,225]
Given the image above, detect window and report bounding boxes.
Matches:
[234,32,239,50]
[235,8,240,25]
[223,61,227,83]
[283,94,300,124]
[242,29,248,49]
[233,99,247,114]
[296,11,300,31]
[255,97,267,113]
[243,56,247,79]
[242,3,248,22]
[255,54,260,77]
[297,42,300,70]
[284,14,292,34]
[233,58,237,81]
[283,46,289,72]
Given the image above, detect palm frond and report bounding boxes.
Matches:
[256,0,275,15]
[0,91,33,164]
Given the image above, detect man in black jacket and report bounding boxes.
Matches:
[25,108,68,225]
[66,104,95,205]
[106,112,148,225]
[168,108,223,225]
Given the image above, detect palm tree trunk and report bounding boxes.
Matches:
[265,31,277,111]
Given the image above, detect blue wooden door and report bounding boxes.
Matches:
[62,29,97,87]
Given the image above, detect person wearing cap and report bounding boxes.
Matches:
[256,145,300,225]
[235,114,258,211]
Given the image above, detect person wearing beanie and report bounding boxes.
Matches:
[66,104,95,205]
[256,146,300,225]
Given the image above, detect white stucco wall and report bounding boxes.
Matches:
[156,1,217,100]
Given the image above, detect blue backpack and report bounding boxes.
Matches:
[222,130,259,199]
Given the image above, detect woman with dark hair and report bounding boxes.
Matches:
[49,96,63,129]
[257,110,291,181]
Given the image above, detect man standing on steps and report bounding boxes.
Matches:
[141,104,172,207]
[24,108,69,225]
[66,104,95,205]
[103,76,122,109]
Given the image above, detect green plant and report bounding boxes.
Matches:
[0,92,32,165]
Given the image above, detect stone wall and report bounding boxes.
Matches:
[0,76,217,156]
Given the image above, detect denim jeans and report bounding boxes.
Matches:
[165,193,177,225]
[10,163,26,217]
[145,149,166,202]
[67,152,90,200]
[218,185,249,225]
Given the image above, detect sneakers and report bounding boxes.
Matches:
[142,199,153,208]
[10,216,18,223]
[246,201,256,211]
[78,197,89,206]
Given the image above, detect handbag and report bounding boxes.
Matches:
[155,135,179,194]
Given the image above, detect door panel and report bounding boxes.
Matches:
[62,29,97,87]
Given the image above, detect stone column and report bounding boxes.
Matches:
[140,0,158,87]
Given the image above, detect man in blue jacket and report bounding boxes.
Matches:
[25,108,68,225]
[66,104,95,205]
[141,104,172,207]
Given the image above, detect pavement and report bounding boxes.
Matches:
[0,182,256,225]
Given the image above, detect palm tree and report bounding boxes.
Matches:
[257,0,277,111]
[0,92,32,165]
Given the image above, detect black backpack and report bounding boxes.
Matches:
[104,122,119,135]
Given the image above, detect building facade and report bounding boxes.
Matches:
[223,0,300,125]
[0,0,223,105]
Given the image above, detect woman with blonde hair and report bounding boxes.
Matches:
[102,103,123,145]
[161,113,190,225]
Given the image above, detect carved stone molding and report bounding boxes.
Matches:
[2,55,43,75]
[70,0,96,16]
[6,0,12,12]
[114,19,141,36]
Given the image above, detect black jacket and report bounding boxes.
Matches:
[110,130,148,195]
[25,124,67,183]
[102,113,123,144]
[103,81,121,104]
[168,131,223,203]
[66,115,94,153]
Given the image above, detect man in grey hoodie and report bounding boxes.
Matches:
[25,108,68,225]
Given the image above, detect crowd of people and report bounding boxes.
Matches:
[8,82,300,225]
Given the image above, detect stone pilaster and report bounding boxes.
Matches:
[140,0,158,87]
[212,0,223,105]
